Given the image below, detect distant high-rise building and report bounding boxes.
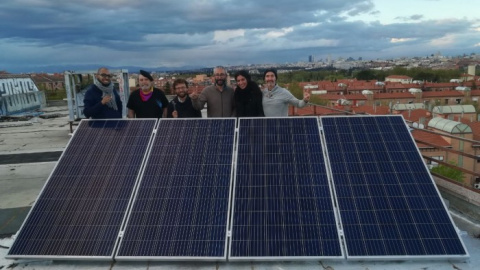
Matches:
[468,65,476,76]
[308,55,315,63]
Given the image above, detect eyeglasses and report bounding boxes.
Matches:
[214,73,226,77]
[175,86,187,90]
[99,73,113,78]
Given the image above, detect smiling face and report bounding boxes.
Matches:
[96,68,112,86]
[214,67,226,86]
[174,83,188,98]
[264,71,276,90]
[236,75,248,90]
[138,74,152,91]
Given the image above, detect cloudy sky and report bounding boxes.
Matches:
[1,0,479,73]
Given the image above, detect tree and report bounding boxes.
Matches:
[164,82,171,94]
[287,82,303,99]
[355,70,376,81]
[310,95,329,106]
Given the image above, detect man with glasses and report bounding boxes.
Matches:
[83,67,123,119]
[167,78,202,118]
[190,66,234,117]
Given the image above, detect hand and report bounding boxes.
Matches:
[172,110,178,118]
[190,88,201,100]
[303,91,310,103]
[190,93,198,100]
[101,95,112,105]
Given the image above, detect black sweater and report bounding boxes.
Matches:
[234,82,264,117]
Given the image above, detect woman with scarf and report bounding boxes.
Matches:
[83,67,123,119]
[234,70,264,117]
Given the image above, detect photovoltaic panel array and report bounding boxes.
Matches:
[7,119,157,259]
[321,115,468,260]
[116,119,236,260]
[229,117,343,260]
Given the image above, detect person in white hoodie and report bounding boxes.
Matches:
[262,68,310,117]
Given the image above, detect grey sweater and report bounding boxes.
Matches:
[192,85,235,117]
[262,85,307,117]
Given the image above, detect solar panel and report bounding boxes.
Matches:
[7,119,157,259]
[321,115,469,260]
[229,117,343,260]
[116,119,236,260]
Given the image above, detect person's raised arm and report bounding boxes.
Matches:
[190,88,207,110]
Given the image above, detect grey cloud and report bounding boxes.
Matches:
[1,0,478,72]
[394,14,425,21]
[0,0,374,47]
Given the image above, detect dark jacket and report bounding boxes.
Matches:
[167,96,202,118]
[127,88,169,118]
[234,81,264,117]
[83,84,122,119]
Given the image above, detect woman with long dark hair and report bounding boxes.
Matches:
[234,70,264,117]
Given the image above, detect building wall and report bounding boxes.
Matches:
[434,113,477,121]
[431,133,476,186]
[385,77,413,84]
[37,81,64,92]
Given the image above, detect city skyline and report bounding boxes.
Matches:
[1,0,479,73]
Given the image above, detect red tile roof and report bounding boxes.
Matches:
[470,90,480,96]
[422,90,463,98]
[343,94,367,100]
[352,105,390,115]
[385,83,420,89]
[314,94,345,101]
[292,105,347,116]
[423,82,459,88]
[400,109,432,122]
[411,129,451,148]
[374,92,415,99]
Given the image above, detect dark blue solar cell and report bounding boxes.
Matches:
[230,118,341,259]
[321,116,467,259]
[7,120,157,259]
[117,119,235,259]
[380,225,401,239]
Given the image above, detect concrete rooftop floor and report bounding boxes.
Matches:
[1,105,480,269]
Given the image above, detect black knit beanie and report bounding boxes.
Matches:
[263,68,277,80]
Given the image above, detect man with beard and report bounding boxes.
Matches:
[167,78,202,118]
[83,67,123,119]
[127,70,169,118]
[262,68,310,117]
[190,66,235,117]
